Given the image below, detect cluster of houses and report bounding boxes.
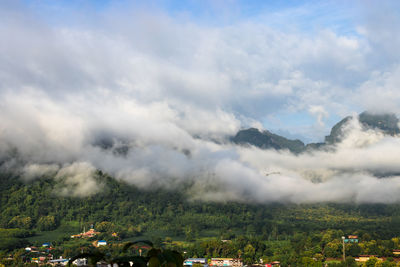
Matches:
[22,246,90,267]
[24,243,55,265]
[184,258,244,267]
[71,227,100,238]
[71,226,117,247]
[24,243,82,266]
[11,233,400,266]
[183,258,280,267]
[20,227,109,266]
[71,226,108,247]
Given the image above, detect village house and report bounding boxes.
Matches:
[355,255,383,262]
[344,235,358,243]
[48,257,69,266]
[265,261,280,267]
[184,258,207,266]
[25,247,38,253]
[393,249,400,256]
[71,227,100,238]
[249,262,280,267]
[210,258,243,267]
[73,258,88,266]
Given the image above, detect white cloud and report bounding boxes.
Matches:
[22,163,59,180]
[0,1,400,203]
[309,105,329,127]
[55,162,101,197]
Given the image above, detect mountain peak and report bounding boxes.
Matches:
[325,111,400,144]
[231,128,305,153]
[232,111,400,153]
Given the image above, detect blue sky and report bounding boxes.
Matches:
[24,0,358,31]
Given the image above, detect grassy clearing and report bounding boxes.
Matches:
[27,221,80,245]
[27,228,69,245]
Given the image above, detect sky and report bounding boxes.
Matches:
[8,0,400,141]
[2,0,400,203]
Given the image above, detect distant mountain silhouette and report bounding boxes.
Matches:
[232,112,400,153]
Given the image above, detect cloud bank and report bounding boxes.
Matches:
[1,1,400,203]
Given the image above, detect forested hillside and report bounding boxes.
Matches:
[2,170,400,240]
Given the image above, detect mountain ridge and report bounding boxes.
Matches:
[232,111,400,153]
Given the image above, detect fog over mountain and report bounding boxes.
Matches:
[1,1,400,203]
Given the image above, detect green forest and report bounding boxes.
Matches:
[2,171,400,266]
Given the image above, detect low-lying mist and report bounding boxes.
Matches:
[1,91,400,204]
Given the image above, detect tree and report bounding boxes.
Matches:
[347,244,361,257]
[8,216,32,229]
[363,257,378,267]
[243,244,256,264]
[95,221,115,233]
[325,240,341,258]
[300,257,322,267]
[37,215,57,231]
[121,240,184,267]
[376,259,396,267]
[344,257,357,267]
[185,226,194,242]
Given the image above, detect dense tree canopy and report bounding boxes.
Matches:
[2,171,400,265]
